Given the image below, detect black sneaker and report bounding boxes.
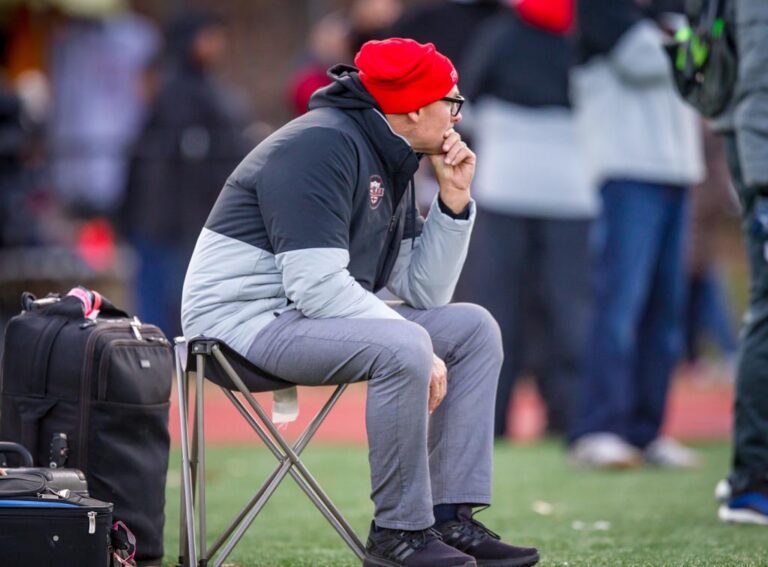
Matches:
[364,521,477,566]
[435,506,539,567]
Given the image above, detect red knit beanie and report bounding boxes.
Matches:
[354,38,458,114]
[514,0,574,34]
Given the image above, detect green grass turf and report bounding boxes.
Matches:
[162,441,768,566]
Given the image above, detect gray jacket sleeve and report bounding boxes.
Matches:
[386,196,475,309]
[276,247,404,320]
[734,0,768,190]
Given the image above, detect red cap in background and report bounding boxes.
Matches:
[513,0,574,34]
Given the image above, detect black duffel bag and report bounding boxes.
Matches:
[0,291,172,566]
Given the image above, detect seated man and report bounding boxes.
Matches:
[181,37,539,567]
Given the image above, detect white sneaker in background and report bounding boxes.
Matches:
[568,433,643,469]
[644,437,701,469]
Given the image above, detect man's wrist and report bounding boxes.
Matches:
[438,195,470,219]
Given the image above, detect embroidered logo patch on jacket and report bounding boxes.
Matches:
[369,175,385,209]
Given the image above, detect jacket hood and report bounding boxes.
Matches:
[308,64,419,188]
[308,64,380,111]
[577,0,643,63]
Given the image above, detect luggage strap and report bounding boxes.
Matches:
[111,521,137,567]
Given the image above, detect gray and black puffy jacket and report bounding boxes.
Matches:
[181,65,475,355]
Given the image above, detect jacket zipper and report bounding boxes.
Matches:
[373,214,398,290]
[373,196,407,290]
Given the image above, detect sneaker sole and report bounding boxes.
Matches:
[477,552,540,566]
[718,505,768,525]
[364,554,477,567]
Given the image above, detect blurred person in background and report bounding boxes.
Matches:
[0,32,33,248]
[567,0,704,469]
[709,0,768,527]
[386,1,502,215]
[387,0,502,68]
[453,0,597,439]
[684,125,739,380]
[0,20,51,349]
[121,10,251,338]
[348,0,403,54]
[287,12,351,117]
[47,0,158,218]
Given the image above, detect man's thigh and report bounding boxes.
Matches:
[389,302,495,363]
[246,309,430,386]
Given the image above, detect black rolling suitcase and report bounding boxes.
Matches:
[0,441,114,567]
[0,290,172,566]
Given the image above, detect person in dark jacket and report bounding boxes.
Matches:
[182,38,540,567]
[454,0,596,439]
[710,0,768,526]
[122,10,250,338]
[0,78,27,248]
[387,0,501,70]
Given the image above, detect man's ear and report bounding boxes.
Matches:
[406,108,421,123]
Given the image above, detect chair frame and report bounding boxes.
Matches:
[175,337,366,567]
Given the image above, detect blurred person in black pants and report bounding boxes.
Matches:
[708,0,768,526]
[454,0,596,439]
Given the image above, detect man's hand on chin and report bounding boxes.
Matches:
[428,128,475,214]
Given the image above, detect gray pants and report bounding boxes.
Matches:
[246,302,502,530]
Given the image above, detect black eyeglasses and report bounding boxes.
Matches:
[441,94,465,117]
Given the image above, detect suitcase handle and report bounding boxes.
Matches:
[21,291,130,319]
[0,442,34,467]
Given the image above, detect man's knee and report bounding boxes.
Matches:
[381,321,434,384]
[447,303,503,362]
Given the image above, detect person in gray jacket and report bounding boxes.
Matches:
[181,38,539,567]
[712,0,768,526]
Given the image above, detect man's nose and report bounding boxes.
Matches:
[452,112,462,124]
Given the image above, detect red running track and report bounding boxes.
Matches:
[168,371,734,445]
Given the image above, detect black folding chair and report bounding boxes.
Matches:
[175,336,366,567]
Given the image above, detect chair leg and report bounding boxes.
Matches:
[195,354,208,563]
[175,343,197,567]
[177,375,187,567]
[186,345,366,566]
[213,347,366,556]
[211,386,365,566]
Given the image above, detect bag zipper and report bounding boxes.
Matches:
[0,508,107,535]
